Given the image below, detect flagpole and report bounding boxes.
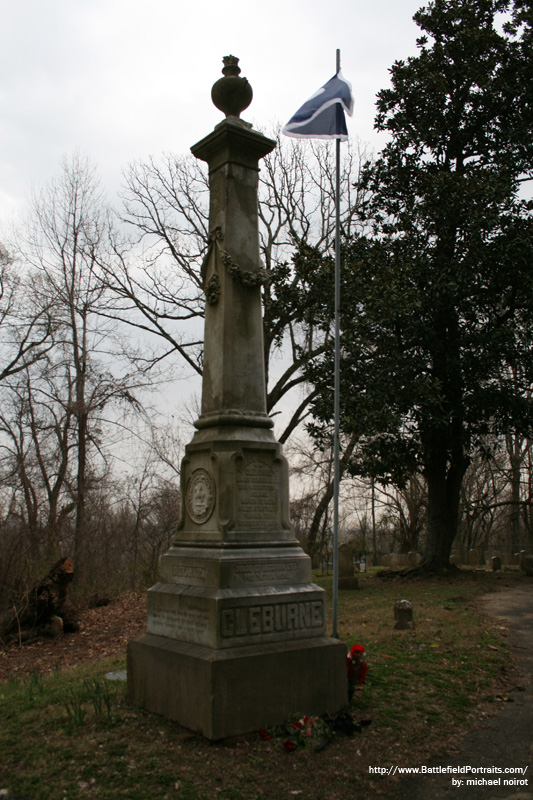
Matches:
[280,52,352,640]
[332,47,341,640]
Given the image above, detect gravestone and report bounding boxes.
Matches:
[338,544,353,576]
[388,553,400,569]
[407,551,421,567]
[522,554,533,576]
[394,600,415,630]
[469,548,479,567]
[450,550,461,567]
[491,555,502,571]
[127,57,346,740]
[338,544,358,590]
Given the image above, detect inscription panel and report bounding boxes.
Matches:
[236,455,279,530]
[220,599,324,644]
[171,564,208,583]
[159,552,212,586]
[147,598,212,645]
[232,561,299,586]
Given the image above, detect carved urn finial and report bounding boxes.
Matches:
[211,55,253,118]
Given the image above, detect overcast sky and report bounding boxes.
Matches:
[0,0,424,221]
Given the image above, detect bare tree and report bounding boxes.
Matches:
[504,432,529,553]
[523,442,533,549]
[11,153,146,567]
[0,244,54,382]
[107,134,370,443]
[0,363,74,551]
[376,475,427,555]
[287,430,361,559]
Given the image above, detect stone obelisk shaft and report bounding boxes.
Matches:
[192,122,275,429]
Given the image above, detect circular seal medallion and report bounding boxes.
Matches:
[186,468,216,524]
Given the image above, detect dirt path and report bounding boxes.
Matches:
[388,584,533,799]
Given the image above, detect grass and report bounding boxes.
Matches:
[0,570,523,800]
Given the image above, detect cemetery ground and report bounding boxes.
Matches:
[0,570,531,800]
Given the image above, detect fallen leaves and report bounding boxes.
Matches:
[0,593,147,682]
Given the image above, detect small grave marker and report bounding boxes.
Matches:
[394,599,415,630]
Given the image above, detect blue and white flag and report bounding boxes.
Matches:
[282,71,354,140]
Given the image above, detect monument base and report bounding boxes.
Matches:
[127,634,347,740]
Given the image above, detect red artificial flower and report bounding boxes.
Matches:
[347,644,368,684]
[283,739,296,752]
[258,728,271,740]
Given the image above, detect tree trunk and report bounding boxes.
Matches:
[507,434,522,554]
[306,433,359,557]
[74,409,88,570]
[420,305,467,572]
[423,464,465,572]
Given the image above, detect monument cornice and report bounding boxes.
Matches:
[194,410,274,430]
[191,120,276,173]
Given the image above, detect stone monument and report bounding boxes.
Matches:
[491,555,502,571]
[450,550,461,567]
[394,599,415,630]
[127,56,346,740]
[338,544,358,590]
[522,554,533,576]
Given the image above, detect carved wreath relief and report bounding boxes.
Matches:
[186,468,216,524]
[202,226,269,306]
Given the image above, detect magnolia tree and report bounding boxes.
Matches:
[305,0,533,572]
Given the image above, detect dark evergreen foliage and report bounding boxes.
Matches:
[306,0,533,570]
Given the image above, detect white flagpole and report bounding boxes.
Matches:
[332,47,341,639]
